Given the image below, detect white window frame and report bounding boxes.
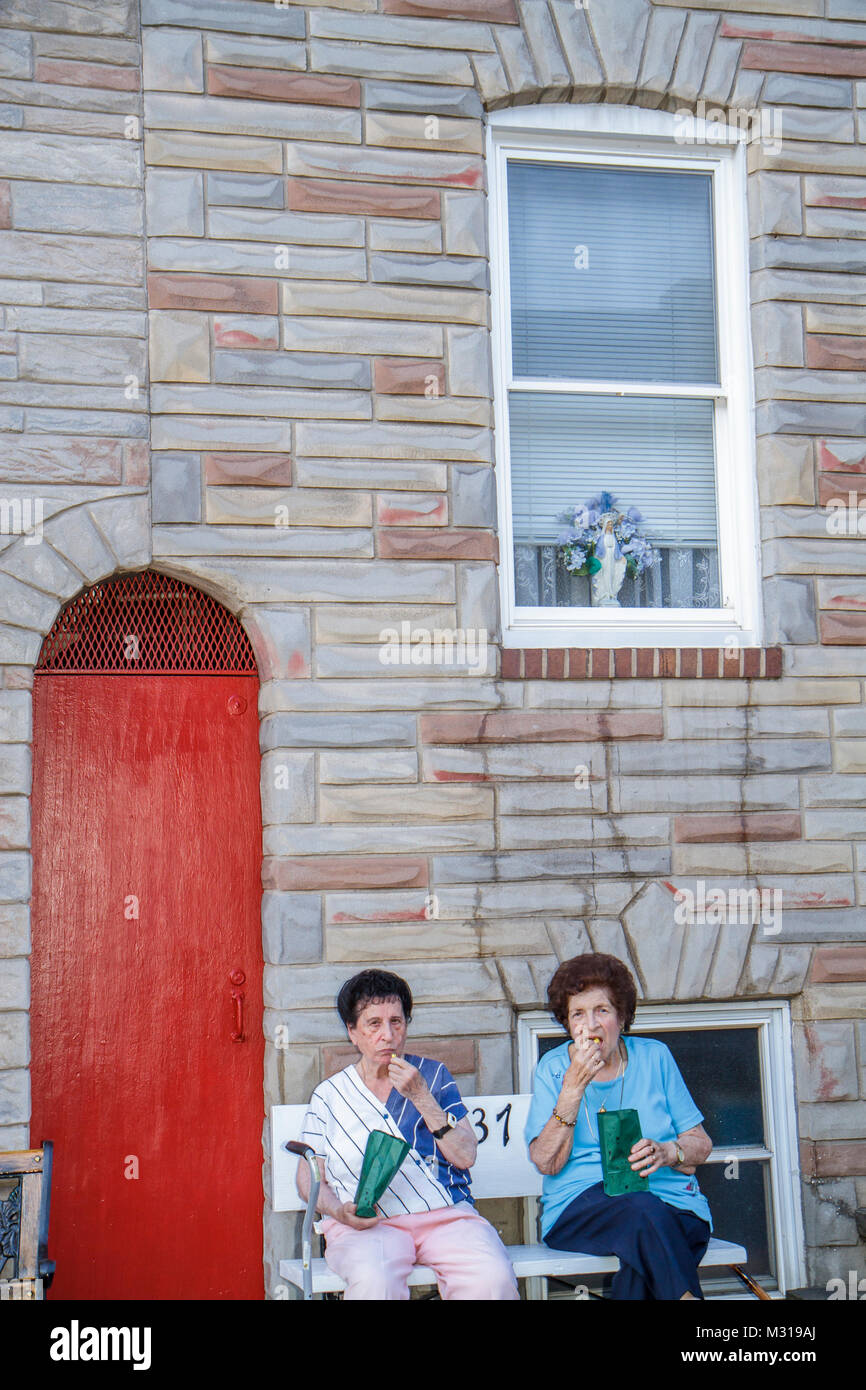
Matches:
[517,999,806,1296]
[488,105,762,650]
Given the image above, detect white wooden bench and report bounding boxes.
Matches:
[272,1095,749,1299]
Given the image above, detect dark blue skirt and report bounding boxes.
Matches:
[544,1181,711,1300]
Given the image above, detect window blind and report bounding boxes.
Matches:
[507,160,719,385]
[508,391,719,547]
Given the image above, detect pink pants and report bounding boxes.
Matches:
[321,1204,520,1301]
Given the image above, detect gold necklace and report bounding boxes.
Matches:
[580,1041,627,1139]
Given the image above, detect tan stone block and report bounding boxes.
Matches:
[756,433,815,505]
[281,280,486,326]
[320,784,493,822]
[144,129,283,173]
[365,110,482,154]
[376,394,491,427]
[148,310,209,383]
[834,740,866,773]
[368,219,442,254]
[314,604,455,643]
[206,486,371,527]
[326,922,480,962]
[795,984,866,1021]
[806,304,866,336]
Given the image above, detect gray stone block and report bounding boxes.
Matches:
[141,0,304,38]
[549,0,604,94]
[802,1179,859,1247]
[208,207,363,246]
[90,496,151,570]
[214,350,371,390]
[261,713,417,750]
[145,169,204,237]
[1,131,140,189]
[263,892,323,967]
[442,190,487,258]
[452,463,496,528]
[0,31,32,79]
[471,51,510,106]
[496,24,539,98]
[477,1035,513,1093]
[0,1068,28,1126]
[672,12,718,106]
[447,325,492,399]
[700,37,739,106]
[762,575,817,646]
[517,0,570,94]
[207,172,285,209]
[10,182,143,236]
[585,0,649,99]
[638,5,687,105]
[310,8,495,52]
[310,38,473,86]
[142,27,203,92]
[764,74,853,110]
[0,1011,27,1068]
[261,750,315,826]
[370,252,488,293]
[0,904,28,956]
[751,300,804,368]
[365,81,482,120]
[44,506,120,581]
[151,453,201,524]
[0,956,28,1011]
[795,1023,858,1104]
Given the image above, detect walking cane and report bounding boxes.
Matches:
[286,1142,322,1302]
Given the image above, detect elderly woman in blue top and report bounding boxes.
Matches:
[526,953,714,1300]
[297,969,519,1301]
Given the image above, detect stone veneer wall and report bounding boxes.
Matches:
[0,0,865,1295]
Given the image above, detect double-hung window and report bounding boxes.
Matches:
[488,106,761,649]
[517,1001,805,1297]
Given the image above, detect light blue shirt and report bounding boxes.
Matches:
[525,1035,713,1237]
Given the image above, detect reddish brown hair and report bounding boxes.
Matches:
[547,953,637,1032]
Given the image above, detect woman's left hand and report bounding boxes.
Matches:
[629,1137,675,1176]
[388,1054,428,1104]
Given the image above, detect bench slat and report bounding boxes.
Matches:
[278,1237,749,1293]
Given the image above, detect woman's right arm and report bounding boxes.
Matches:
[529,1036,603,1176]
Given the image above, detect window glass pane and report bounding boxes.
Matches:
[699,1161,774,1281]
[536,1027,765,1148]
[508,161,718,384]
[509,391,720,610]
[637,1028,764,1148]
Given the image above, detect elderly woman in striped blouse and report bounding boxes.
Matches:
[296,968,519,1301]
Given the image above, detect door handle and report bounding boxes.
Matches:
[230,970,246,1042]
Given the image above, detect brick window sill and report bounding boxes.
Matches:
[500,647,783,680]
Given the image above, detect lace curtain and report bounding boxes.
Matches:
[514,543,721,609]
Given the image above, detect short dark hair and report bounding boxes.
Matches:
[336,970,413,1028]
[547,953,637,1033]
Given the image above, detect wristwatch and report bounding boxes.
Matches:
[674,1143,685,1165]
[431,1113,458,1140]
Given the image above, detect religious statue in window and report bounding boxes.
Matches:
[556,493,660,608]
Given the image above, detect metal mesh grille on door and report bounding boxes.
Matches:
[35,570,257,675]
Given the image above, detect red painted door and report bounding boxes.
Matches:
[30,674,264,1300]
